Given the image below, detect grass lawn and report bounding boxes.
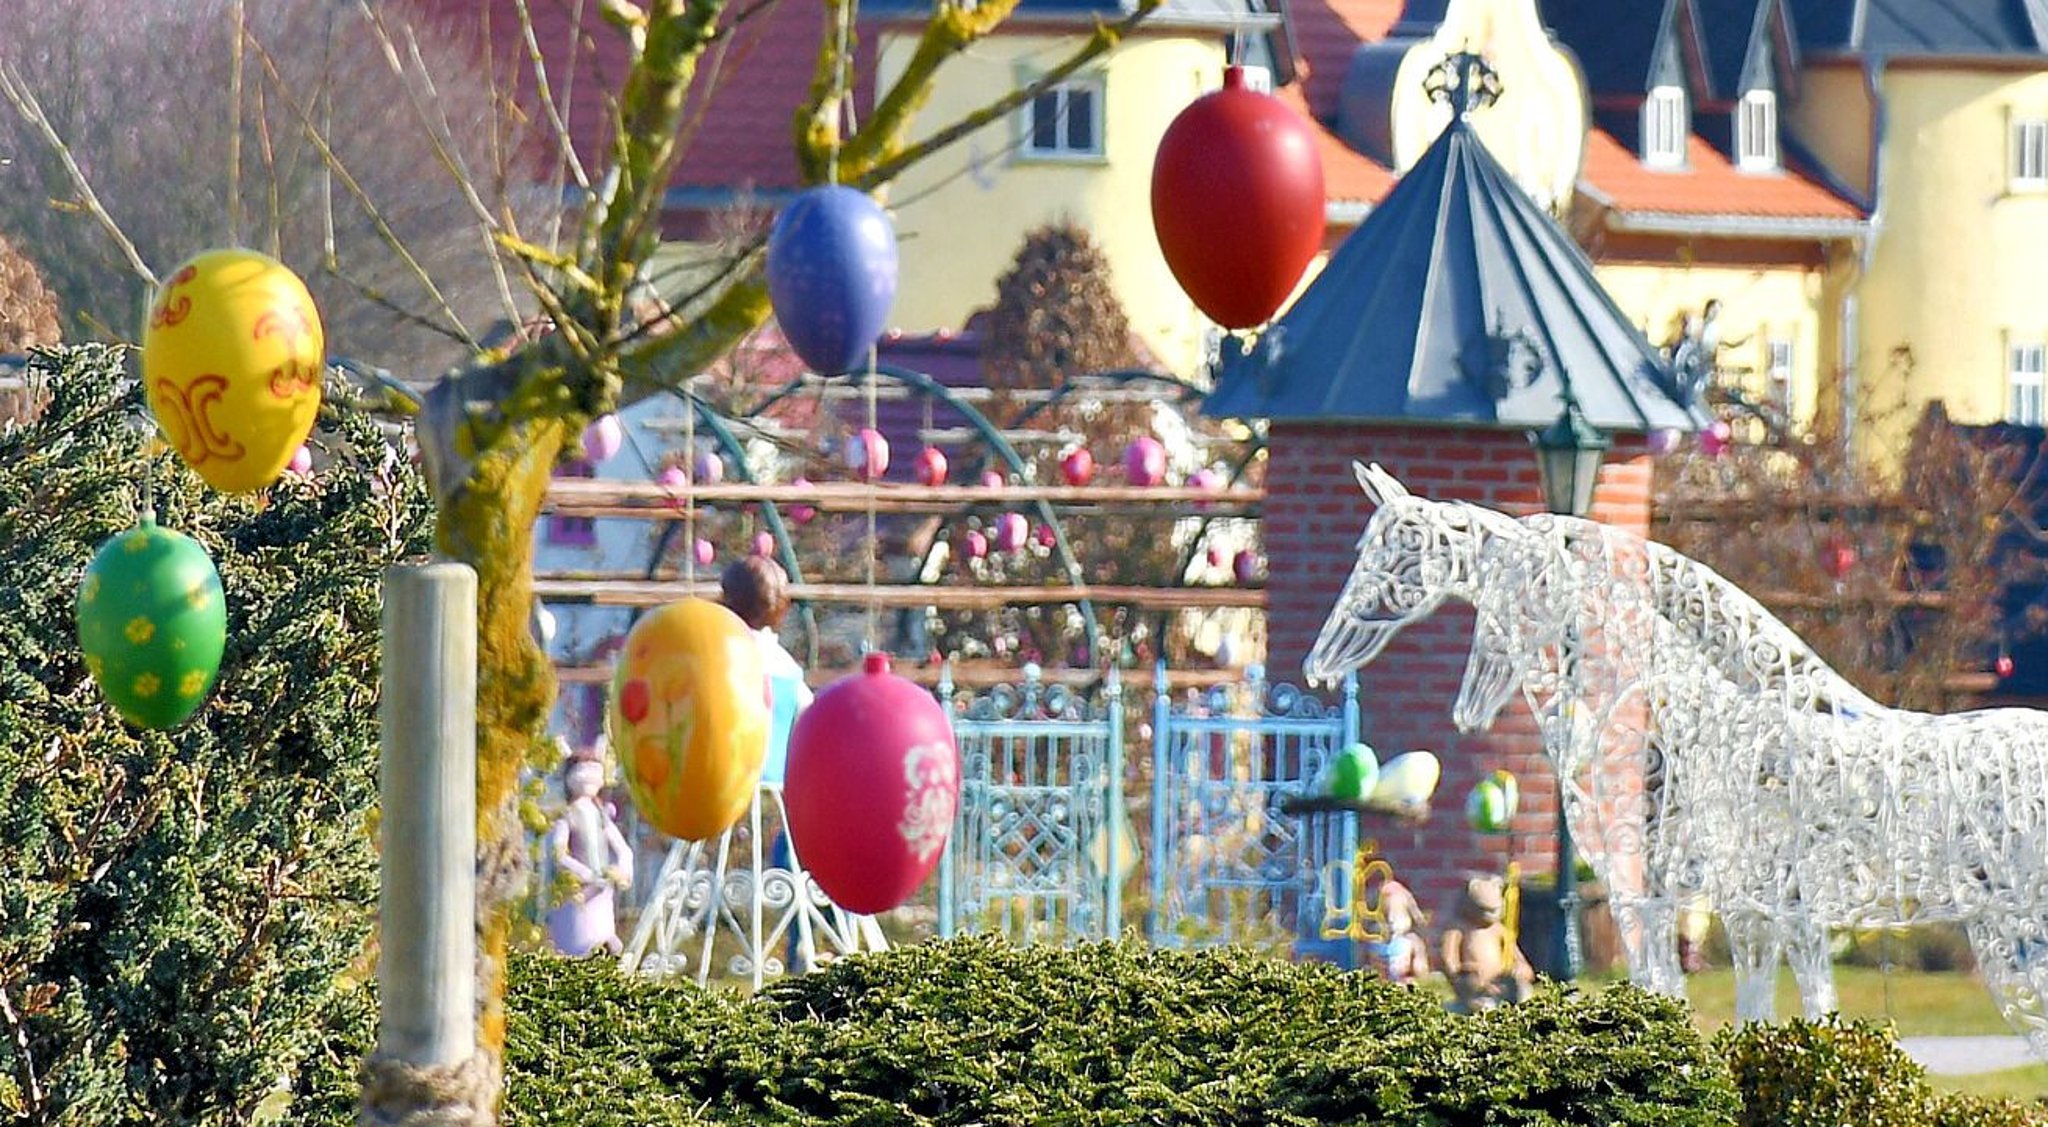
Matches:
[1678,965,2011,1036]
[1938,1064,2048,1100]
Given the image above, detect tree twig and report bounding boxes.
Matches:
[244,33,476,345]
[0,63,158,288]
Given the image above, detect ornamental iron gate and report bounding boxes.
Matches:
[1149,664,1358,950]
[938,664,1126,943]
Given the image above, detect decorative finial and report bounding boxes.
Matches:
[1424,51,1502,119]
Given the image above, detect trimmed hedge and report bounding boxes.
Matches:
[1718,1017,2048,1127]
[503,937,1740,1125]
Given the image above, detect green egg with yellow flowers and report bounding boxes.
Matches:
[75,516,226,730]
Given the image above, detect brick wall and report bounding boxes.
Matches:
[1265,422,1653,921]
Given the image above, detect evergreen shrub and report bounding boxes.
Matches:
[0,345,429,1123]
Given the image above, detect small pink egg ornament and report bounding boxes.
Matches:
[582,414,624,463]
[1060,448,1095,487]
[993,512,1029,553]
[846,428,890,481]
[914,446,949,486]
[1124,437,1167,486]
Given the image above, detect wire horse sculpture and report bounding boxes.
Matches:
[1306,464,2048,1058]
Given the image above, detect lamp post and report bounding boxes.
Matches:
[1529,379,1609,982]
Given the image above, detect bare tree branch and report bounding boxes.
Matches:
[0,62,158,289]
[244,31,476,345]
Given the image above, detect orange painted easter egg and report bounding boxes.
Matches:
[609,598,769,841]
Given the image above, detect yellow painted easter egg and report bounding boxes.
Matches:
[144,249,324,493]
[609,598,769,842]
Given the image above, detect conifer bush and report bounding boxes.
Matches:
[0,345,430,1123]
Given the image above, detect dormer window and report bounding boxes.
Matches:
[1737,90,1779,171]
[1643,86,1687,168]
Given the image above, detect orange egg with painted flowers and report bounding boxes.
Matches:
[143,248,324,493]
[608,597,769,842]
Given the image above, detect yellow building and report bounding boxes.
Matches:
[865,0,1305,376]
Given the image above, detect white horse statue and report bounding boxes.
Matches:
[1306,464,2048,1058]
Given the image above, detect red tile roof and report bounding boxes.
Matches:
[1273,83,1392,205]
[413,0,851,195]
[1577,129,1865,221]
[1287,0,1403,120]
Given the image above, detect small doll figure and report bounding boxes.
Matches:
[1367,878,1432,983]
[545,745,634,957]
[1440,875,1534,1013]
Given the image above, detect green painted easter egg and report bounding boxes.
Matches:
[1466,778,1512,833]
[1328,742,1379,800]
[76,518,226,730]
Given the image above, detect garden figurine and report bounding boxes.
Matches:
[545,743,634,957]
[1440,875,1533,1013]
[1368,877,1431,983]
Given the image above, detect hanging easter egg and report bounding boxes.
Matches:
[1487,768,1519,816]
[1060,448,1095,487]
[1151,66,1325,329]
[1466,770,1519,833]
[582,414,624,463]
[609,598,770,841]
[1034,522,1058,549]
[784,652,960,913]
[751,531,776,557]
[788,477,817,525]
[1998,653,2017,678]
[1821,536,1857,581]
[844,427,890,481]
[959,529,989,562]
[142,248,324,493]
[1327,742,1379,801]
[979,469,1006,490]
[1206,545,1228,570]
[692,450,725,486]
[766,186,899,376]
[914,446,949,487]
[75,517,226,730]
[1370,750,1441,815]
[692,538,716,568]
[287,445,313,476]
[1233,549,1263,584]
[1647,427,1684,457]
[1124,437,1167,486]
[993,512,1029,554]
[657,464,689,491]
[1190,467,1225,493]
[1700,419,1733,458]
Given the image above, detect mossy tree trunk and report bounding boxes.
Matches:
[389,0,1160,1117]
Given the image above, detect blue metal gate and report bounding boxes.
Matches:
[1149,664,1358,949]
[938,664,1126,943]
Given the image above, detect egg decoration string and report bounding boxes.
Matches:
[864,344,881,650]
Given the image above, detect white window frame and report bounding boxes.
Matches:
[1018,76,1106,162]
[2011,116,2048,191]
[2009,341,2046,425]
[1643,85,1688,168]
[1764,336,1795,415]
[1737,90,1778,171]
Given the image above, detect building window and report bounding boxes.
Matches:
[1765,336,1794,415]
[1643,85,1688,168]
[547,461,598,546]
[1021,79,1103,160]
[2012,117,2048,190]
[1737,90,1778,170]
[2010,342,2046,425]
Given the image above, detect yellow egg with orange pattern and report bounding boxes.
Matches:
[75,517,226,730]
[608,598,768,842]
[143,248,324,493]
